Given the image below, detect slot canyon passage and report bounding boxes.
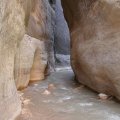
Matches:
[1,0,120,120]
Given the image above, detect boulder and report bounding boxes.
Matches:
[62,0,120,99]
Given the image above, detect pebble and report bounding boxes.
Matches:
[98,93,108,100]
[48,83,56,90]
[42,89,51,95]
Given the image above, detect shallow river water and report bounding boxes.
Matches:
[16,70,120,120]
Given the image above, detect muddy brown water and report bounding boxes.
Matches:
[16,70,120,120]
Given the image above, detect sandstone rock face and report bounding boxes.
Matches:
[54,0,70,55]
[0,0,25,119]
[15,35,47,90]
[62,0,120,99]
[27,0,55,71]
[15,0,55,89]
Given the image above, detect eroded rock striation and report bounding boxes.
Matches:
[62,0,120,99]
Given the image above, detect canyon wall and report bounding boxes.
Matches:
[54,0,70,66]
[62,0,120,99]
[0,0,70,119]
[0,0,25,119]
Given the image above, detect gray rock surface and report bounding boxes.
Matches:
[54,0,70,66]
[54,0,70,55]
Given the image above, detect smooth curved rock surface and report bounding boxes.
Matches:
[62,0,120,99]
[15,35,47,90]
[0,0,25,119]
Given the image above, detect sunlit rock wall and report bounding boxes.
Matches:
[15,34,48,90]
[0,0,25,119]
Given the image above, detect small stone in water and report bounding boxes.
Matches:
[48,83,56,90]
[18,91,24,97]
[23,99,31,105]
[42,89,51,95]
[98,93,108,100]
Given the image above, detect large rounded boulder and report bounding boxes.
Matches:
[62,0,120,99]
